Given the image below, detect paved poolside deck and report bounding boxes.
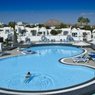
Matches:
[63,47,95,68]
[0,48,22,59]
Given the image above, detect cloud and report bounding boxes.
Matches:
[80,12,95,16]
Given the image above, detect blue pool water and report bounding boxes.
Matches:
[0,45,95,91]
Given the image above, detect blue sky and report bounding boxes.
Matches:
[0,0,95,24]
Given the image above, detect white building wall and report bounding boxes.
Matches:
[17,26,92,43]
[71,28,81,41]
[0,43,3,51]
[92,30,95,41]
[15,25,25,34]
[86,30,91,41]
[0,27,14,41]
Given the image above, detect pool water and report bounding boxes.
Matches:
[0,45,95,91]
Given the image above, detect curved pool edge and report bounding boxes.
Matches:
[58,48,95,95]
[0,45,95,95]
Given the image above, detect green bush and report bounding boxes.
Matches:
[50,30,62,35]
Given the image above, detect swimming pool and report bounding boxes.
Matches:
[0,45,95,94]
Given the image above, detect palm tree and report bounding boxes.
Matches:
[8,21,18,46]
[85,18,90,25]
[77,17,90,26]
[77,16,85,26]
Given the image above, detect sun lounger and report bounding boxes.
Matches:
[89,55,95,61]
[88,52,95,60]
[22,50,36,55]
[88,52,95,55]
[88,52,95,57]
[73,57,89,63]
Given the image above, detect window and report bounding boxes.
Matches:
[0,37,3,42]
[47,31,49,35]
[43,32,45,35]
[63,31,68,35]
[37,32,42,36]
[25,37,30,43]
[0,30,3,32]
[72,33,77,37]
[31,30,36,36]
[83,32,87,37]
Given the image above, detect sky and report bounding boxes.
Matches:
[0,0,95,24]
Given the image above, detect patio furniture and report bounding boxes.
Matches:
[73,56,89,63]
[88,52,95,56]
[88,52,95,61]
[21,50,36,55]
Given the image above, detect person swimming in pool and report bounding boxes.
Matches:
[25,72,31,79]
[24,72,32,83]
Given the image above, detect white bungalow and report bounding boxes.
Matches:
[25,26,48,42]
[71,28,91,42]
[37,27,47,36]
[60,28,71,41]
[25,27,39,36]
[25,26,40,42]
[45,28,71,42]
[78,29,91,41]
[71,28,81,41]
[17,26,40,42]
[15,24,26,34]
[16,25,92,43]
[0,27,14,41]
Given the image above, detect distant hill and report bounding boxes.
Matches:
[44,19,61,26]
